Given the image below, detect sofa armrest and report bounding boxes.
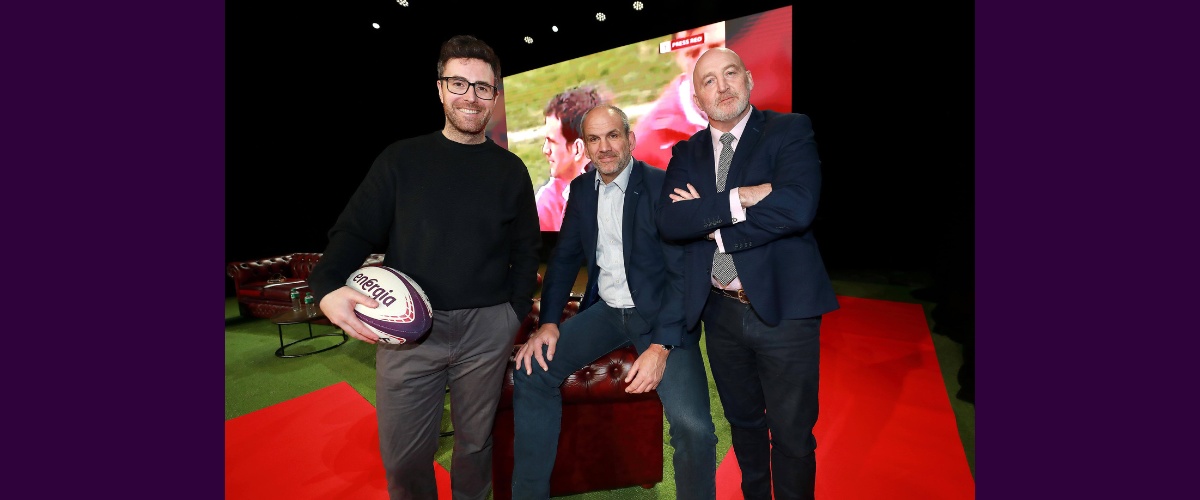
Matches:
[226,255,295,290]
[288,253,324,280]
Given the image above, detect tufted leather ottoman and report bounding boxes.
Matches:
[491,297,665,499]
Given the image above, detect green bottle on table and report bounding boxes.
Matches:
[304,292,316,317]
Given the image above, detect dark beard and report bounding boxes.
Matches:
[443,101,490,135]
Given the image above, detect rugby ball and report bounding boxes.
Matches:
[344,265,433,344]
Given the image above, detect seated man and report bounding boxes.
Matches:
[511,104,717,499]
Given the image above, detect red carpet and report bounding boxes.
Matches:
[717,296,975,499]
[227,297,972,499]
[224,381,449,500]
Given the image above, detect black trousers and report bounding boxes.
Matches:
[703,290,822,500]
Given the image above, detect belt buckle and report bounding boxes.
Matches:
[735,289,750,304]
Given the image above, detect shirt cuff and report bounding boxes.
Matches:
[715,190,746,253]
[729,188,746,224]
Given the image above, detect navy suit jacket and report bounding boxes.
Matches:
[657,107,839,328]
[540,160,691,348]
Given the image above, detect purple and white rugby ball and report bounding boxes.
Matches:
[345,266,433,344]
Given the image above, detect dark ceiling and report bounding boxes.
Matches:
[231,0,796,76]
[380,0,795,74]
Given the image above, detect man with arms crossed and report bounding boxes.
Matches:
[657,47,839,500]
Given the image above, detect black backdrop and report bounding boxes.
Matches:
[226,1,972,296]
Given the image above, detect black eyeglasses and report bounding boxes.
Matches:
[438,76,497,100]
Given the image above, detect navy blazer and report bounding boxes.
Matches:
[540,159,691,348]
[656,107,839,328]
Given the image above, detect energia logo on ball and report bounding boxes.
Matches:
[349,273,400,307]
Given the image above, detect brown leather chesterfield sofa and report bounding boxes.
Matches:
[491,289,664,499]
[225,253,383,319]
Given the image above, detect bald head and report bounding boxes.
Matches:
[691,47,754,129]
[692,48,745,87]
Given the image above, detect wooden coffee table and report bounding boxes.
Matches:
[269,308,348,358]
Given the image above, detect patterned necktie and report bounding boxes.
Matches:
[712,133,738,286]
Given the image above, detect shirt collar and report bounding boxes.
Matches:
[708,105,753,144]
[595,157,634,193]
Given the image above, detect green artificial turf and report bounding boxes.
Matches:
[224,297,731,499]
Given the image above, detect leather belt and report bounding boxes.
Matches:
[711,286,750,304]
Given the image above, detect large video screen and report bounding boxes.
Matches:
[489,5,793,232]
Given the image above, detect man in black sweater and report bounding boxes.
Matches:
[307,35,541,500]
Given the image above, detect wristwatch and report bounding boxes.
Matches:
[659,344,675,352]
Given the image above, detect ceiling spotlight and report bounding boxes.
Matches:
[524,36,534,44]
[372,22,380,29]
[633,1,644,10]
[396,0,408,6]
[596,12,606,21]
[552,26,559,33]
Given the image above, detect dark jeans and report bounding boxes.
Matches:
[703,291,822,500]
[511,302,717,499]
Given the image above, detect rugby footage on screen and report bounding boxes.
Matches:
[490,5,793,233]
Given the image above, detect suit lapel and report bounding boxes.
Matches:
[727,108,765,188]
[692,129,719,194]
[621,162,643,266]
[582,171,599,254]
